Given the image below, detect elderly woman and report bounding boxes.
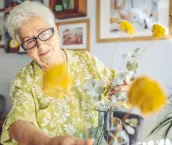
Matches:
[1,1,128,145]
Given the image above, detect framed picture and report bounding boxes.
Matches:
[97,0,172,42]
[0,16,4,49]
[56,19,90,51]
[49,0,87,19]
[0,1,4,49]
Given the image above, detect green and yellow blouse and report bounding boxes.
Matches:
[1,50,113,145]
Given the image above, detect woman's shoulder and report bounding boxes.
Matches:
[14,61,37,81]
[64,49,93,60]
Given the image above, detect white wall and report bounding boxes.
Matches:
[0,0,171,142]
[0,0,31,117]
[0,50,31,117]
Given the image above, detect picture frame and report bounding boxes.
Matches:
[0,1,4,49]
[56,19,90,51]
[49,0,87,19]
[0,16,4,49]
[97,0,172,42]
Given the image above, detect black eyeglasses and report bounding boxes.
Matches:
[21,28,55,50]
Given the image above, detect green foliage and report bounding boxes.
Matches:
[126,61,138,71]
[148,106,172,139]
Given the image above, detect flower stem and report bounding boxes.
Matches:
[110,33,124,69]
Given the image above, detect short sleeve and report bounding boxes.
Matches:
[90,53,115,80]
[80,51,115,81]
[1,72,38,145]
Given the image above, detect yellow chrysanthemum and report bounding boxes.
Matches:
[120,20,135,35]
[152,24,165,39]
[42,63,72,97]
[128,76,166,114]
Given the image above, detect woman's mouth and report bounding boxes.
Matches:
[40,49,51,56]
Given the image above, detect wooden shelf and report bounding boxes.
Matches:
[0,45,5,48]
[49,0,87,19]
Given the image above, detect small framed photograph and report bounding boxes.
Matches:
[56,19,90,51]
[0,13,4,48]
[97,0,172,42]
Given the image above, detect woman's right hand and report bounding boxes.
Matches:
[9,120,93,145]
[46,136,94,145]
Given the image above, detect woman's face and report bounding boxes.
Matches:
[19,16,61,68]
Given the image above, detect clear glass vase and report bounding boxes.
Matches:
[89,109,143,145]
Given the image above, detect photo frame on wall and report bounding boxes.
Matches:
[56,19,90,51]
[0,16,4,49]
[97,0,172,42]
[49,0,87,19]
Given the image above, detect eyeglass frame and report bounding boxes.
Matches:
[21,27,55,50]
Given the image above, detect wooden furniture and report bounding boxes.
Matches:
[49,0,87,19]
[0,1,20,51]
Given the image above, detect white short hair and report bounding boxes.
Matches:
[7,1,55,43]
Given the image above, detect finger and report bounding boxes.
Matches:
[114,86,123,92]
[109,91,117,97]
[74,138,85,145]
[119,85,129,92]
[123,80,128,85]
[124,80,132,85]
[85,139,94,145]
[109,90,116,96]
[114,85,129,92]
[111,90,116,94]
[109,88,121,96]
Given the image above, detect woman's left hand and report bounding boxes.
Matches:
[109,80,130,96]
[110,85,129,95]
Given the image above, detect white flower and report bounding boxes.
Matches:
[112,72,125,87]
[122,52,132,62]
[122,48,143,65]
[116,92,127,101]
[94,99,111,111]
[110,95,117,103]
[132,48,143,58]
[124,71,135,83]
[84,80,104,100]
[124,124,135,135]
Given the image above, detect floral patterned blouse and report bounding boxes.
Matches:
[1,50,113,145]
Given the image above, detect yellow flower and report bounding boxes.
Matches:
[128,76,166,114]
[113,117,121,129]
[42,63,72,97]
[152,24,165,39]
[120,20,135,35]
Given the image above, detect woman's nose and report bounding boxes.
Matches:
[37,38,45,49]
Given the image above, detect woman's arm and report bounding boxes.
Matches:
[9,120,94,145]
[9,120,50,145]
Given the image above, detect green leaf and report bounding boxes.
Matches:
[126,62,138,71]
[148,117,172,138]
[163,122,172,139]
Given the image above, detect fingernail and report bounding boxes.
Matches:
[90,138,94,143]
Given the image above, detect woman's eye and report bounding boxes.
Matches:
[42,32,49,37]
[41,30,52,39]
[26,39,35,46]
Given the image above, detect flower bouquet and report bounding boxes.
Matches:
[83,21,167,145]
[42,20,167,145]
